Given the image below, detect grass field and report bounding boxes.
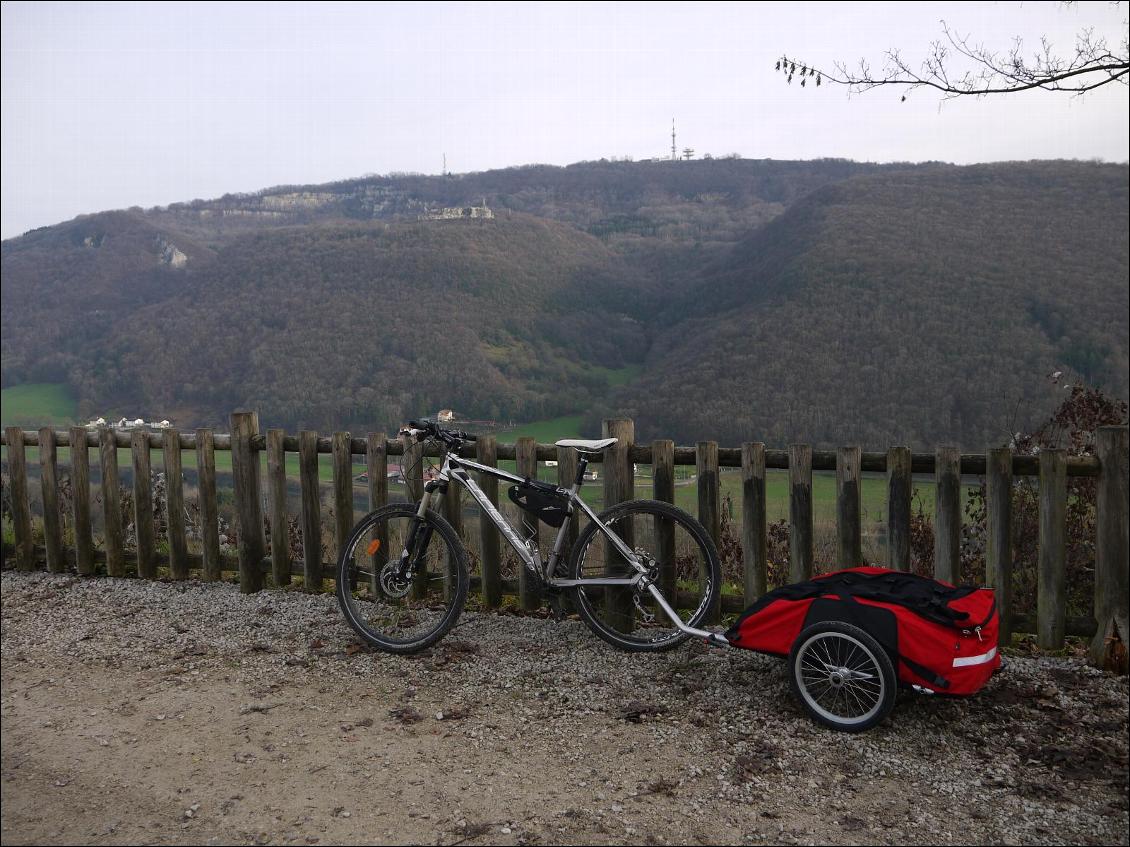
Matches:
[1,383,77,427]
[589,363,643,387]
[494,415,586,443]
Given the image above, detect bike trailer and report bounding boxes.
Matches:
[725,566,1000,696]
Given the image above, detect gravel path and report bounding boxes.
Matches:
[1,571,1127,846]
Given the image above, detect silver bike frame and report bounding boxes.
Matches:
[415,447,727,646]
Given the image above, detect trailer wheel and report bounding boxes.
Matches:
[788,621,896,733]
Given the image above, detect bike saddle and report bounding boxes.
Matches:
[554,438,617,453]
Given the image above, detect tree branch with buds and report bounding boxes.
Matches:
[777,6,1129,101]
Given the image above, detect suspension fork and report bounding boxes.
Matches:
[400,489,435,574]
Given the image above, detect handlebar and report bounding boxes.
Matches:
[404,419,477,445]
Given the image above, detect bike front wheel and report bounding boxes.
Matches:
[568,499,720,652]
[337,503,469,654]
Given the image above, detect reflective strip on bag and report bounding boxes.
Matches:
[953,646,997,668]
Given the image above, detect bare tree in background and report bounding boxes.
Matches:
[777,2,1128,100]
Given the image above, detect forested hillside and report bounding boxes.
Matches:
[2,158,1126,445]
[3,214,652,430]
[617,161,1130,446]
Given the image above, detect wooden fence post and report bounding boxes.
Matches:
[195,428,221,581]
[163,429,189,580]
[1038,448,1067,650]
[1091,426,1129,673]
[476,435,502,609]
[557,443,580,614]
[100,427,125,577]
[367,433,388,597]
[266,429,291,586]
[402,434,424,502]
[837,446,863,567]
[603,419,635,631]
[742,442,767,602]
[557,444,581,553]
[934,446,961,583]
[697,440,721,623]
[4,427,34,571]
[229,412,264,593]
[653,439,677,601]
[131,430,156,579]
[298,430,323,590]
[986,447,1013,645]
[366,433,388,513]
[516,436,542,611]
[39,428,64,573]
[886,446,911,571]
[789,444,813,583]
[401,433,427,600]
[332,431,353,568]
[69,426,95,575]
[444,455,464,543]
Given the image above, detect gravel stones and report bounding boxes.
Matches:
[1,570,1127,846]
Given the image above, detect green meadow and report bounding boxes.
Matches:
[1,383,78,427]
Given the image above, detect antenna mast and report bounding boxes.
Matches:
[671,119,677,161]
[443,153,447,177]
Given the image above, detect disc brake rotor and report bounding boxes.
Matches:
[379,560,412,598]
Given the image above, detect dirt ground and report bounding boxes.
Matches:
[1,571,1127,846]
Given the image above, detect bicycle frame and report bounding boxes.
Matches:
[410,446,728,646]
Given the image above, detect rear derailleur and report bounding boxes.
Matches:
[631,548,660,624]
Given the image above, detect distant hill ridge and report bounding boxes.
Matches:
[1,157,1126,447]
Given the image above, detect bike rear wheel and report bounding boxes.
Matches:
[336,503,468,654]
[568,499,720,652]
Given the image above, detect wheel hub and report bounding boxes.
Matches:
[633,548,660,581]
[379,560,412,598]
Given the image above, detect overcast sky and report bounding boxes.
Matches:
[2,0,1127,239]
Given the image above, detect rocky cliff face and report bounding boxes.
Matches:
[155,236,187,267]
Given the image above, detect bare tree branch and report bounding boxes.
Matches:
[778,4,1130,100]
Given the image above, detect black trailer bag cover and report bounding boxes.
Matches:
[725,567,1000,695]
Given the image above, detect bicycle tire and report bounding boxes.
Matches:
[336,503,468,654]
[568,498,720,652]
[788,621,897,733]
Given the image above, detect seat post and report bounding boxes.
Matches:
[574,454,589,487]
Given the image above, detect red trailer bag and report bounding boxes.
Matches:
[725,567,1000,695]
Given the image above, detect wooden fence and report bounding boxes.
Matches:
[2,414,1127,671]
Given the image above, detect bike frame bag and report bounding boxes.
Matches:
[725,566,1000,695]
[508,479,570,528]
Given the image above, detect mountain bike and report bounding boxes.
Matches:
[336,419,725,654]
